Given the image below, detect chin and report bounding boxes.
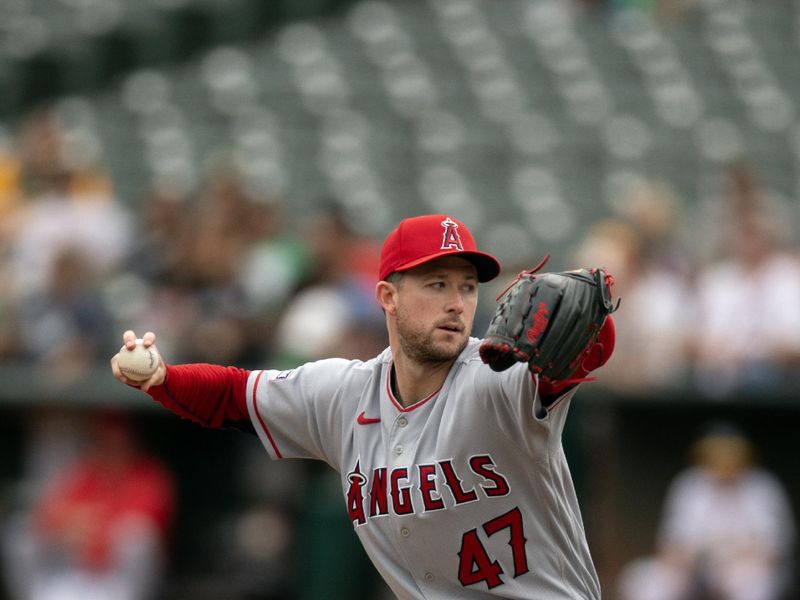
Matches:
[433,336,468,360]
[398,325,469,363]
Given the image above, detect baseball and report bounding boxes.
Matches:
[117,339,159,382]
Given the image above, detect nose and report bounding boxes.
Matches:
[445,288,465,313]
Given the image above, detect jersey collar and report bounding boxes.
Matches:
[385,363,442,413]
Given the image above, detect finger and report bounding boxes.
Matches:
[141,331,156,347]
[123,330,137,349]
[139,366,163,393]
[110,355,134,386]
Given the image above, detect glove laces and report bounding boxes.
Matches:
[495,254,551,301]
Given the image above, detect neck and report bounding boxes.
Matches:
[390,353,454,408]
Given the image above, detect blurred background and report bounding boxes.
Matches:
[1,0,800,598]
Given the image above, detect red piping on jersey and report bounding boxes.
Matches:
[386,365,441,413]
[546,394,569,412]
[539,375,570,413]
[251,371,282,459]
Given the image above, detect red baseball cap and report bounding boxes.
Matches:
[379,215,501,282]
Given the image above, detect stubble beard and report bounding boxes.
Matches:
[395,310,468,365]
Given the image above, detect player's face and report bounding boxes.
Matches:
[393,256,478,364]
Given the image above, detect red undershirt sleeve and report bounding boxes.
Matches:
[146,364,252,431]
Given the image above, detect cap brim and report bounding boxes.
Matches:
[394,250,501,283]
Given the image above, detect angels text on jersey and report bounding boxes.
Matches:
[345,453,511,526]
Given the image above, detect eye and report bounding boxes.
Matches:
[461,283,477,294]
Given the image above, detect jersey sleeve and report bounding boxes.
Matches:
[245,358,357,468]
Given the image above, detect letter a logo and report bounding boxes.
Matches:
[346,460,367,526]
[441,217,464,250]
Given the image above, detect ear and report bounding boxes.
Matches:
[375,280,398,315]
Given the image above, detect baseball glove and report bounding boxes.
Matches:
[479,263,617,382]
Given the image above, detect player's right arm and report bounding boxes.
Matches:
[110,330,253,431]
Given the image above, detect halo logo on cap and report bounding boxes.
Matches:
[440,217,464,251]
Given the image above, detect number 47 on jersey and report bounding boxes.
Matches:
[458,507,529,589]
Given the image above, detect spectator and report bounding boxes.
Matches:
[272,204,384,366]
[236,194,312,363]
[17,246,114,382]
[617,422,795,600]
[8,108,132,301]
[2,411,176,600]
[689,167,800,397]
[123,186,190,286]
[572,180,693,392]
[2,108,131,380]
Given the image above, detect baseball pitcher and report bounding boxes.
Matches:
[111,214,617,599]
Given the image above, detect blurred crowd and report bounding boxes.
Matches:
[2,102,800,600]
[3,108,800,399]
[0,108,389,379]
[572,165,800,399]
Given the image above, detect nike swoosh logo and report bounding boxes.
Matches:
[357,411,381,425]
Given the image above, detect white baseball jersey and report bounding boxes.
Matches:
[245,338,600,599]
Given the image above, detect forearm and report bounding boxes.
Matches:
[147,364,252,430]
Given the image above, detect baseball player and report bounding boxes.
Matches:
[111,214,617,599]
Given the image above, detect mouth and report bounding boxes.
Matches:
[436,322,464,334]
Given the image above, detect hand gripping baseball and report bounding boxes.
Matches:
[110,330,166,392]
[479,263,617,382]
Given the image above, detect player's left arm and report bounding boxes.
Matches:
[479,265,618,406]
